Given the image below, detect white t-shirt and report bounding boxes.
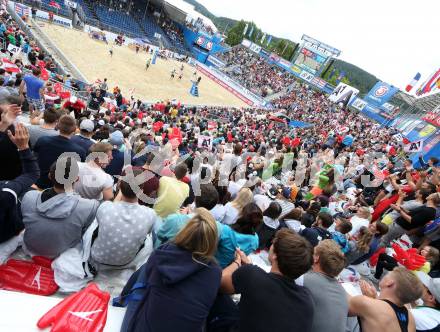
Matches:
[211,204,226,223]
[254,194,271,212]
[411,306,440,331]
[221,202,240,225]
[349,215,370,237]
[74,162,113,200]
[227,181,243,199]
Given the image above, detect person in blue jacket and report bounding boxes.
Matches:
[156,185,261,268]
[215,203,262,267]
[342,133,354,147]
[119,208,221,332]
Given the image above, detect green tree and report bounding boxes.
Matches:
[275,39,286,55]
[225,20,247,46]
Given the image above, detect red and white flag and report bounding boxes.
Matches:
[49,1,61,9]
[1,58,20,73]
[405,72,421,92]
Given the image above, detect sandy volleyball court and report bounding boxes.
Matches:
[39,24,247,107]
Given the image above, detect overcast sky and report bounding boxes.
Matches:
[196,0,439,91]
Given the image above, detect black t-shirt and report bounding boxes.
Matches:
[0,130,22,181]
[396,206,436,231]
[88,93,104,110]
[301,226,333,247]
[232,264,314,332]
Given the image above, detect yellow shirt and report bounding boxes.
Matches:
[154,176,189,218]
[170,108,178,118]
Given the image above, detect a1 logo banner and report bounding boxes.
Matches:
[198,135,213,150]
[7,44,20,55]
[328,83,359,108]
[404,140,423,153]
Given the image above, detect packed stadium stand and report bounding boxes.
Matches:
[160,19,186,51]
[216,45,296,97]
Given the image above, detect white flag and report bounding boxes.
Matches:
[260,33,266,44]
[243,23,249,36]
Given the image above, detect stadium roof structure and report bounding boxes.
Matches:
[149,0,217,32]
[413,91,440,112]
[389,90,440,116]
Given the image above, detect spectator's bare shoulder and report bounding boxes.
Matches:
[348,295,382,317]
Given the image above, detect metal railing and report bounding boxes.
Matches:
[7,3,69,76]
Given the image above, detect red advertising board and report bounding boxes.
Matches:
[196,64,254,106]
[422,110,440,127]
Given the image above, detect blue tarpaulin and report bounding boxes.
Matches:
[288,120,314,128]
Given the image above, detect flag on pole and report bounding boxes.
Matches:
[260,33,266,44]
[266,35,272,46]
[418,69,440,95]
[49,1,61,9]
[328,68,336,80]
[336,71,345,84]
[248,25,254,38]
[405,72,421,92]
[243,23,248,36]
[281,42,288,55]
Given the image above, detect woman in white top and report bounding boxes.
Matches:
[221,188,253,225]
[74,142,114,201]
[349,206,372,238]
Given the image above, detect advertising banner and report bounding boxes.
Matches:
[328,83,359,107]
[195,36,213,51]
[422,108,440,127]
[311,77,327,89]
[241,39,251,47]
[382,103,394,111]
[198,135,213,149]
[206,55,226,68]
[364,81,399,106]
[351,98,367,111]
[64,0,77,9]
[195,63,267,107]
[422,133,440,153]
[249,43,262,54]
[14,2,29,16]
[260,49,269,57]
[290,65,302,74]
[7,44,20,55]
[299,70,314,83]
[278,58,292,69]
[404,140,423,153]
[301,34,341,57]
[269,53,280,63]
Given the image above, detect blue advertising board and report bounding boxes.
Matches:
[364,81,399,106]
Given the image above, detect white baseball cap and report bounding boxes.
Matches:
[416,271,440,302]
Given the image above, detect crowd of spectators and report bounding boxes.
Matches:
[1,4,440,332]
[217,46,296,97]
[160,17,185,48]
